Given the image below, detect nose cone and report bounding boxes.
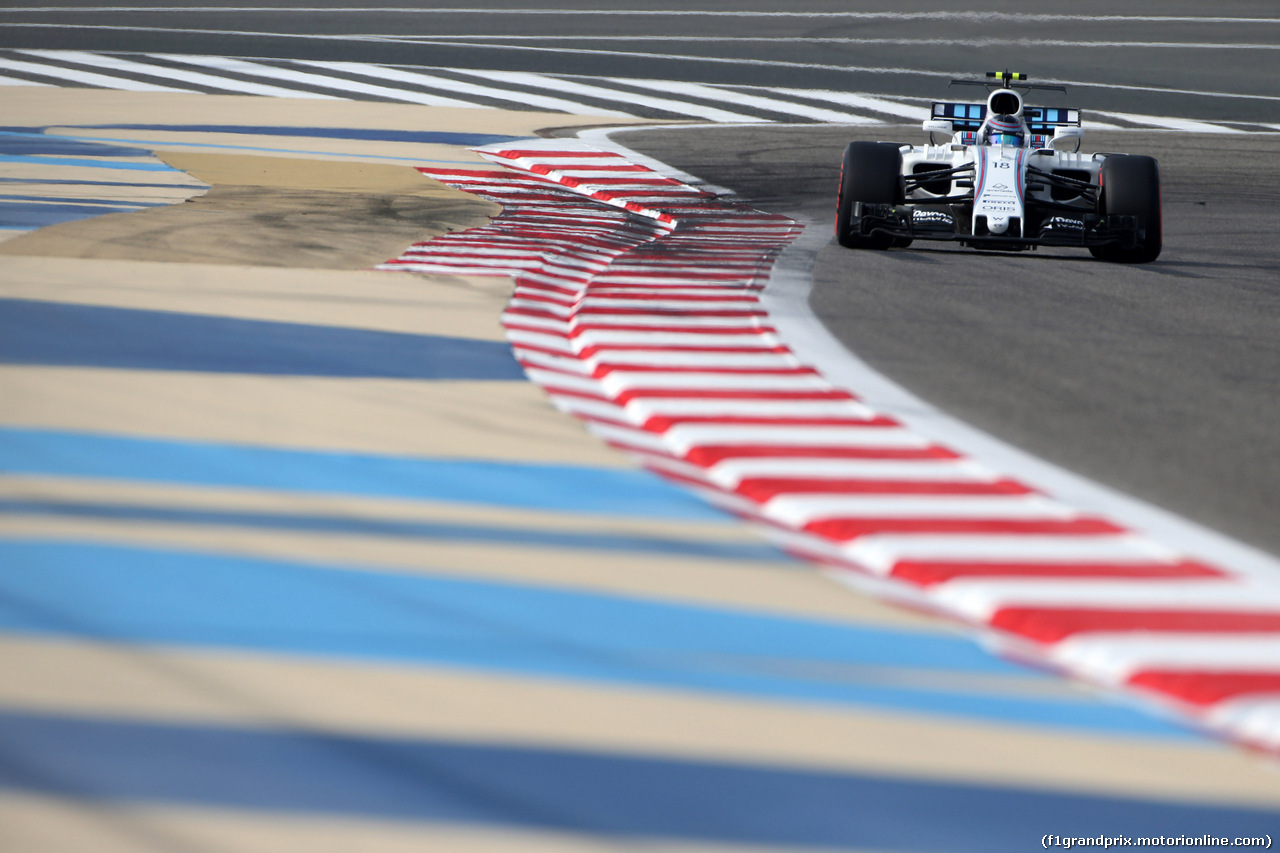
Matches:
[987,215,1011,235]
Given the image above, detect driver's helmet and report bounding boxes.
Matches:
[985,114,1024,146]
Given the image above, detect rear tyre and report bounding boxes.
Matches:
[835,141,903,250]
[1089,154,1162,263]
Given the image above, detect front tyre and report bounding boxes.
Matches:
[835,141,903,250]
[1090,154,1162,263]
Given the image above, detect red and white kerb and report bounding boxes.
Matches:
[380,142,1280,757]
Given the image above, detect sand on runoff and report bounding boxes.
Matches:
[0,87,642,269]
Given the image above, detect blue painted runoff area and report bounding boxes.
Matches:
[0,194,169,207]
[0,129,151,158]
[0,710,1267,851]
[0,499,786,563]
[0,177,204,189]
[0,428,725,519]
[0,298,526,379]
[0,127,188,228]
[0,155,178,171]
[70,124,529,147]
[0,540,1190,736]
[0,202,147,228]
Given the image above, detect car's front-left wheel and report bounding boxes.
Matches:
[1090,154,1162,264]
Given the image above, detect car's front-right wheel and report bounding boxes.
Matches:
[835,141,903,250]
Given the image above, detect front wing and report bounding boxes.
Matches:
[849,202,1144,250]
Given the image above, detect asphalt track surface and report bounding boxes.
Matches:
[620,124,1280,559]
[2,1,1279,123]
[1,2,1277,110]
[5,1,1276,554]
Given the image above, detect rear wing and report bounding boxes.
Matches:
[931,102,1082,146]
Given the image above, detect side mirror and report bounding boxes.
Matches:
[1051,125,1083,151]
[923,119,953,144]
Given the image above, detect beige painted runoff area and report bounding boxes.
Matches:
[3,87,1279,850]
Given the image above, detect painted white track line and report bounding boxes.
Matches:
[16,49,340,99]
[0,54,191,92]
[378,137,1280,757]
[0,49,1263,133]
[294,60,635,117]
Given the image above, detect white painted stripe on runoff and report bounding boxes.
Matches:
[1091,110,1246,134]
[388,42,1280,109]
[1052,636,1280,681]
[577,300,763,313]
[17,49,342,99]
[607,78,878,125]
[534,315,761,331]
[575,351,801,369]
[706,458,1000,485]
[292,60,636,117]
[581,422,670,454]
[150,54,482,107]
[766,88,930,122]
[414,246,602,261]
[578,353,797,372]
[447,68,765,123]
[516,352,600,375]
[0,54,192,92]
[599,375,830,395]
[630,403,880,424]
[583,288,763,299]
[619,396,871,417]
[0,73,51,86]
[520,368,610,397]
[929,580,1280,622]
[1209,701,1280,750]
[765,494,1078,525]
[659,427,930,455]
[841,536,1180,575]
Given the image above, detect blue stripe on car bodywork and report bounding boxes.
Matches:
[0,539,1193,734]
[0,428,724,519]
[0,710,1262,851]
[0,298,526,379]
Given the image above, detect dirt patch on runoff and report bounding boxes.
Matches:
[0,152,501,270]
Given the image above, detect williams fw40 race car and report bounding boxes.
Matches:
[835,71,1161,263]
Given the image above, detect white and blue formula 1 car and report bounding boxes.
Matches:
[835,71,1161,263]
